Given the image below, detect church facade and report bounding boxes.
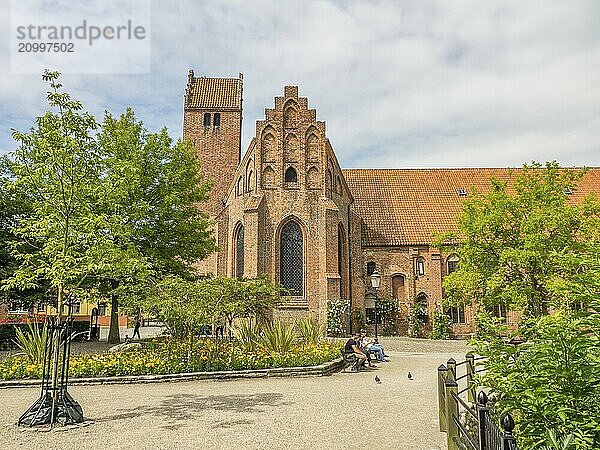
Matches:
[183,70,600,337]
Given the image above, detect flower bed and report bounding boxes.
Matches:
[0,338,342,380]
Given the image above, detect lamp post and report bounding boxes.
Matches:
[370,269,381,339]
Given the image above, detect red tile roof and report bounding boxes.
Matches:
[185,77,242,109]
[343,168,600,246]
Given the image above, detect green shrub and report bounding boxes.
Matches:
[431,307,451,340]
[326,299,349,336]
[408,301,427,337]
[14,322,48,365]
[0,337,342,380]
[234,318,261,350]
[475,312,600,449]
[297,316,324,345]
[257,320,297,353]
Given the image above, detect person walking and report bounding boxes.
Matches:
[132,319,141,340]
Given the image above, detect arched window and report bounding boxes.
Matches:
[415,256,425,277]
[280,220,303,296]
[366,261,376,276]
[338,224,347,299]
[447,255,459,275]
[235,225,244,279]
[213,113,221,127]
[236,176,243,196]
[284,167,298,183]
[246,170,254,193]
[391,274,405,299]
[203,113,211,127]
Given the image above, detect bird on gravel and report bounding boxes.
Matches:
[375,375,381,384]
[407,372,413,380]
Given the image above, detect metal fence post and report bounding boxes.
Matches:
[477,391,489,450]
[445,373,459,450]
[438,364,448,432]
[502,414,517,450]
[466,353,475,404]
[447,357,456,380]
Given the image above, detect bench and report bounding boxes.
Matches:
[340,349,358,372]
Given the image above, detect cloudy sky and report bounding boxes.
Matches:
[1,0,599,168]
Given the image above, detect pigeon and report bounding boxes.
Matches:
[375,375,381,384]
[407,372,413,380]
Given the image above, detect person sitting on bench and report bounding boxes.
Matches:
[344,332,367,371]
[360,332,388,363]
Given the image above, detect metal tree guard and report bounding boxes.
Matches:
[18,310,84,427]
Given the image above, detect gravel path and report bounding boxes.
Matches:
[0,341,471,450]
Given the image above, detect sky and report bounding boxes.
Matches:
[0,0,599,169]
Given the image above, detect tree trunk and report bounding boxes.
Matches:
[108,294,120,344]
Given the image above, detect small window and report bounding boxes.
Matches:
[457,188,467,197]
[8,300,29,313]
[284,167,298,183]
[37,301,46,312]
[563,187,573,195]
[214,113,221,127]
[72,301,81,314]
[447,306,465,324]
[447,255,459,275]
[366,261,376,276]
[492,303,507,322]
[203,113,211,127]
[98,303,107,316]
[416,257,425,277]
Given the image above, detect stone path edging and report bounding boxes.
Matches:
[0,358,344,389]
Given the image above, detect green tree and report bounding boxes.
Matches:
[441,162,594,317]
[96,109,215,343]
[442,161,600,447]
[2,70,141,395]
[203,276,281,338]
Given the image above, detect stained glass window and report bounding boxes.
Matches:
[280,221,303,296]
[235,226,244,279]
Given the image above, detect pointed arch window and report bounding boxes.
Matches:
[203,113,211,127]
[235,225,244,279]
[338,224,347,299]
[280,220,303,296]
[285,167,298,183]
[213,113,221,127]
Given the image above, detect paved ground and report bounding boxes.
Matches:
[0,338,469,450]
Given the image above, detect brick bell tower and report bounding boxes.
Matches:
[183,69,243,217]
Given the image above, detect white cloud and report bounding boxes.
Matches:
[0,0,598,168]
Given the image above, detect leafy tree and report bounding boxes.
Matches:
[96,109,215,343]
[2,70,132,394]
[441,162,595,317]
[442,161,600,447]
[201,276,281,338]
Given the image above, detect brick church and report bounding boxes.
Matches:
[182,70,600,337]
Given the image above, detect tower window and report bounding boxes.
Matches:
[284,167,298,183]
[203,113,211,127]
[214,113,221,127]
